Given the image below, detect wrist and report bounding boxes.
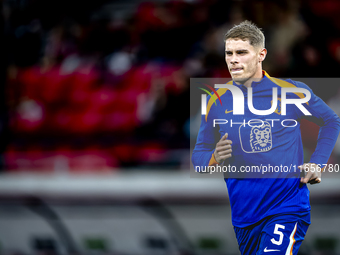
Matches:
[209,152,219,166]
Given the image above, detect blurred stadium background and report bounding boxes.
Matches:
[1,0,340,254]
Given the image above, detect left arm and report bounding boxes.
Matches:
[294,82,340,184]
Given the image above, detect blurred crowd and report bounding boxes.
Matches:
[3,0,340,171]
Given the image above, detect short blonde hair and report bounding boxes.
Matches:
[224,20,265,49]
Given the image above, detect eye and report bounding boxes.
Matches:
[225,51,232,56]
[237,51,247,55]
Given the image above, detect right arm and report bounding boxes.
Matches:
[192,113,232,168]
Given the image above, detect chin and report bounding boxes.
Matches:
[232,76,248,84]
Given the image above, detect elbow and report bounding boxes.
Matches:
[335,114,340,130]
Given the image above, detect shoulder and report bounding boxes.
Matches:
[266,77,314,101]
[284,78,312,91]
[205,87,233,121]
[207,87,232,109]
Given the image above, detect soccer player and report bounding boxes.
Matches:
[192,21,340,254]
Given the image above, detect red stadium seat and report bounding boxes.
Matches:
[90,87,118,114]
[136,142,167,163]
[11,99,46,133]
[18,67,44,101]
[100,111,138,132]
[39,67,72,104]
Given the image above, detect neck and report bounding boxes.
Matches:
[239,68,264,88]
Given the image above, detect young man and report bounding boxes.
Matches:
[192,21,340,254]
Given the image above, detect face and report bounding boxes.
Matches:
[225,38,266,85]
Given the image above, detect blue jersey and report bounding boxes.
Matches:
[192,71,340,227]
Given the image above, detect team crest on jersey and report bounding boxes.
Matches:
[250,122,272,152]
[271,98,281,115]
[239,121,272,153]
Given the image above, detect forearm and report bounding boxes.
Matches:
[192,149,216,168]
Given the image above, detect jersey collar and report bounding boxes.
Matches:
[232,70,270,88]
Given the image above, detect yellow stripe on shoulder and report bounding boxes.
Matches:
[205,80,233,122]
[265,73,309,105]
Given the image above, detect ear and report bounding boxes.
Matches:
[259,48,267,62]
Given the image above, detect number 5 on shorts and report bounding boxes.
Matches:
[271,224,285,245]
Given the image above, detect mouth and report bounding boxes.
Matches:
[230,67,243,74]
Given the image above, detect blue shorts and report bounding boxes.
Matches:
[234,212,310,255]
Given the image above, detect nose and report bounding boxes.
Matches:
[229,54,238,65]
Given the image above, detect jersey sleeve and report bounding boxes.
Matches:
[292,81,340,166]
[191,104,219,168]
